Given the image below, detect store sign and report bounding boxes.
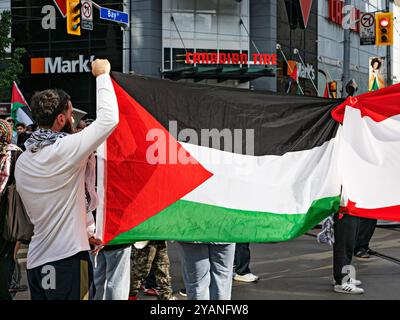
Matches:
[328,0,361,32]
[298,0,313,29]
[185,53,277,65]
[287,60,316,81]
[31,55,95,74]
[53,0,67,17]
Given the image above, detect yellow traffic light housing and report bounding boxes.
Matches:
[375,12,393,46]
[67,0,81,36]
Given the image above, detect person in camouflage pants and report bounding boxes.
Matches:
[129,241,174,300]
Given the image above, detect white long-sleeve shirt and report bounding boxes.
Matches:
[15,74,119,269]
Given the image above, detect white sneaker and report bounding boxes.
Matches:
[233,273,259,282]
[332,278,362,286]
[334,283,364,294]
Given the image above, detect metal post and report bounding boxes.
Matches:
[122,0,130,74]
[386,0,392,86]
[341,0,351,97]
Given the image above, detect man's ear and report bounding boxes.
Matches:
[55,113,66,128]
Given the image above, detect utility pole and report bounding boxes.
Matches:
[341,0,351,97]
[386,0,392,86]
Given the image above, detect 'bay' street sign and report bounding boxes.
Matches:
[99,7,129,25]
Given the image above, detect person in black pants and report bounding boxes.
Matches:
[0,119,22,300]
[233,243,259,282]
[0,239,14,300]
[333,213,364,294]
[354,218,377,259]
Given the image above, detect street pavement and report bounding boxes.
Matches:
[14,226,400,300]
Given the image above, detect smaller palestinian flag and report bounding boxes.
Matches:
[332,83,400,221]
[96,72,342,245]
[11,82,33,126]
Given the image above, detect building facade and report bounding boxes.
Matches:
[10,0,124,117]
[3,0,400,114]
[317,0,397,96]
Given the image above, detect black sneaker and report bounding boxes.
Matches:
[355,248,370,259]
[179,288,187,297]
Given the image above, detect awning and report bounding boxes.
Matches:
[162,65,275,83]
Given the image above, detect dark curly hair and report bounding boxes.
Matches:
[370,57,382,70]
[30,90,71,127]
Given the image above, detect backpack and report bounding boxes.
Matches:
[1,151,33,242]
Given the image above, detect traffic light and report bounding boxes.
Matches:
[328,81,337,98]
[67,0,81,36]
[375,12,393,46]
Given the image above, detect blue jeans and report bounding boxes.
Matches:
[178,243,235,300]
[91,245,132,300]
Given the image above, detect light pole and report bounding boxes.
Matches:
[341,0,352,97]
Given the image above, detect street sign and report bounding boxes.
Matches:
[360,13,376,45]
[81,0,93,31]
[99,7,129,25]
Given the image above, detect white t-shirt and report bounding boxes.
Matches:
[15,74,119,269]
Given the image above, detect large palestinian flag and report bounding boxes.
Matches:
[96,72,342,245]
[332,83,400,221]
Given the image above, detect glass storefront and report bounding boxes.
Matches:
[162,0,250,87]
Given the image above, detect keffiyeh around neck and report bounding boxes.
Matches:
[25,129,68,153]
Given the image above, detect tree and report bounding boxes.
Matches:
[0,10,25,102]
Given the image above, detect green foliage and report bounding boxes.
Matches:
[0,10,26,102]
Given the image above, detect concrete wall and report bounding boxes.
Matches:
[249,0,277,91]
[130,0,163,76]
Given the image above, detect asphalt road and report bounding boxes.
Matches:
[14,226,400,300]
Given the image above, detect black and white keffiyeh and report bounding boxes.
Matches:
[25,129,68,153]
[317,216,335,245]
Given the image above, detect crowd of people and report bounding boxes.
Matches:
[0,59,378,300]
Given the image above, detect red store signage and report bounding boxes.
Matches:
[328,0,361,33]
[186,53,277,65]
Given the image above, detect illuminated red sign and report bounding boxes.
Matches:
[185,53,277,65]
[328,0,361,33]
